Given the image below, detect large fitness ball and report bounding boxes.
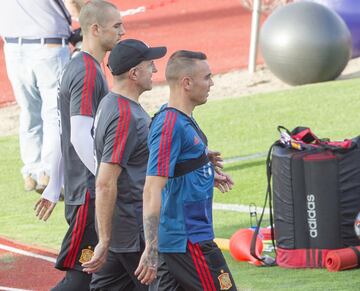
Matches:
[299,0,360,58]
[260,2,351,85]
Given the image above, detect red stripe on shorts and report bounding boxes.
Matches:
[195,243,216,291]
[69,192,90,268]
[188,241,209,291]
[63,192,89,268]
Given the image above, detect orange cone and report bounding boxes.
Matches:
[229,228,263,266]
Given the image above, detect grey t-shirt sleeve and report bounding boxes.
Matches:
[101,108,137,167]
[70,54,103,118]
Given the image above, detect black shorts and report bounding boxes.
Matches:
[51,269,91,291]
[90,248,148,291]
[56,192,98,272]
[150,240,237,291]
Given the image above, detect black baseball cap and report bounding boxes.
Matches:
[108,39,167,75]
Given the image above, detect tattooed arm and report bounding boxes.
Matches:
[135,176,168,285]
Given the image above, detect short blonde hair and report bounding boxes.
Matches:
[79,0,118,34]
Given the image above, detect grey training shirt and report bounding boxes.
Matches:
[94,93,150,253]
[58,52,108,205]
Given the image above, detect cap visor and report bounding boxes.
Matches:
[144,47,167,60]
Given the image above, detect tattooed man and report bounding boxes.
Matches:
[135,50,237,291]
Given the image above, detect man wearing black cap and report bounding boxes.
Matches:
[81,39,166,291]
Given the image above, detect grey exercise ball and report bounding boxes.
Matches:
[260,2,351,85]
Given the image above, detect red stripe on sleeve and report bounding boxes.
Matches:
[115,100,130,163]
[157,112,170,176]
[163,112,172,176]
[114,99,127,163]
[164,112,177,177]
[111,99,131,163]
[157,111,177,177]
[161,113,170,176]
[84,54,90,115]
[87,56,96,116]
[80,54,89,115]
[80,54,97,116]
[111,98,123,162]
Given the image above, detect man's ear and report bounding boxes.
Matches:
[181,76,192,91]
[90,23,100,37]
[128,67,137,81]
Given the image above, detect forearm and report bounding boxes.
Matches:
[143,182,162,261]
[95,163,122,246]
[73,134,95,175]
[42,133,64,202]
[71,116,96,175]
[95,183,117,245]
[143,209,160,250]
[135,176,167,283]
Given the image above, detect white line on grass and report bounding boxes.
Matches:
[0,287,33,291]
[0,244,56,263]
[218,154,270,214]
[213,203,269,214]
[223,152,267,164]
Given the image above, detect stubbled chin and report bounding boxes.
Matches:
[200,97,208,105]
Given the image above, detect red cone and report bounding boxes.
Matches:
[229,228,263,265]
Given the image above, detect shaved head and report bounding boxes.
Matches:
[165,50,207,84]
[79,0,118,34]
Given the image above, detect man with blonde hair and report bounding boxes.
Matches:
[34,1,125,290]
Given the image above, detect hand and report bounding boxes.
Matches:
[34,198,57,221]
[214,170,234,193]
[82,241,109,273]
[135,245,158,285]
[208,150,223,169]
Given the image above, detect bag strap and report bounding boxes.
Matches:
[250,141,278,267]
[277,125,291,136]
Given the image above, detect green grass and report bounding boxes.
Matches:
[0,136,66,249]
[213,211,360,291]
[203,78,360,205]
[2,78,360,289]
[195,78,360,158]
